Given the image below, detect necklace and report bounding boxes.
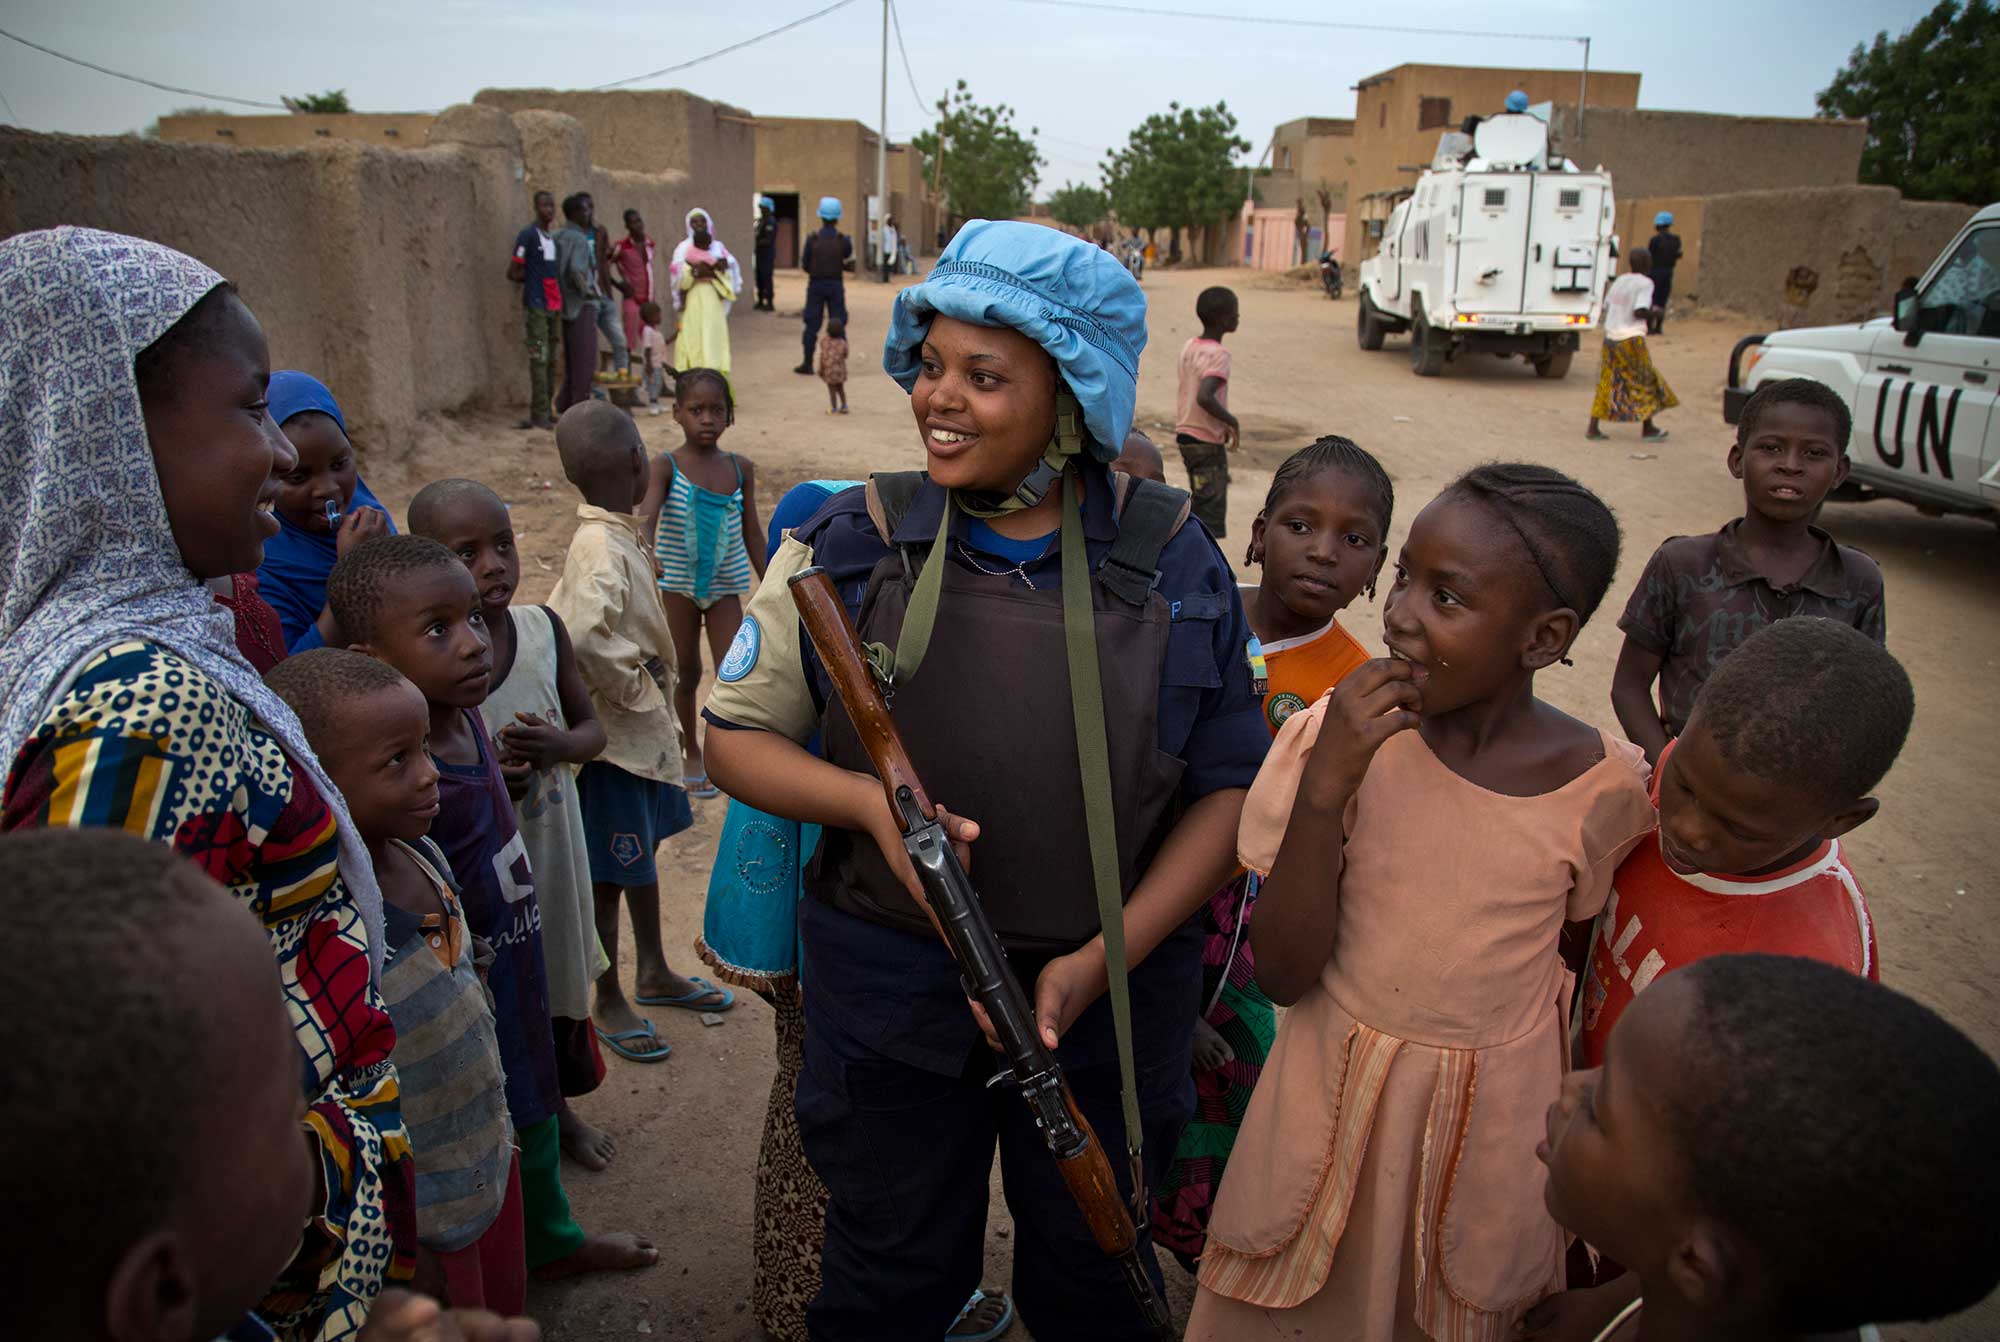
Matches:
[957,543,1038,589]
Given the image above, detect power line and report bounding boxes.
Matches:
[887,0,929,116]
[0,23,287,110]
[992,0,1585,43]
[0,82,17,125]
[595,0,861,91]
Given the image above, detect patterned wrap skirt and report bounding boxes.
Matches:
[1590,336,1678,422]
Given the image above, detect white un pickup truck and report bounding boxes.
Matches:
[1724,202,2000,520]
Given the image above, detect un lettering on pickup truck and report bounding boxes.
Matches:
[1724,203,1999,521]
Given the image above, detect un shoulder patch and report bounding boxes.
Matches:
[718,615,761,683]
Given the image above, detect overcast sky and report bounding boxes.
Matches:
[1,1,1932,190]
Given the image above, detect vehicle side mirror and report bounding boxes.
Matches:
[1894,286,1922,346]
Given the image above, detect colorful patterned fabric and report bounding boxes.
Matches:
[1589,335,1679,423]
[1152,872,1279,1267]
[3,642,416,1339]
[0,227,407,1339]
[654,455,754,603]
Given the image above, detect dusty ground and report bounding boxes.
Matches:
[365,265,2000,1342]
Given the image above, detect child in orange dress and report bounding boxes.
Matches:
[1188,463,1656,1342]
[1153,435,1394,1269]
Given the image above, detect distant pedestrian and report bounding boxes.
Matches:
[507,189,563,429]
[1176,286,1241,536]
[611,209,661,362]
[554,193,601,413]
[1647,210,1682,334]
[795,196,853,374]
[668,207,740,386]
[818,317,849,414]
[584,193,630,374]
[1587,249,1677,443]
[754,195,778,311]
[880,215,900,283]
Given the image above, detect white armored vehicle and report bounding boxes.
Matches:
[1357,103,1615,378]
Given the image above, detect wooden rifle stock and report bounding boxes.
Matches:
[788,565,1175,1338]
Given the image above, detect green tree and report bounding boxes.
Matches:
[911,80,1044,226]
[1046,181,1110,234]
[1103,101,1251,261]
[283,90,352,114]
[1816,0,2000,205]
[139,105,228,138]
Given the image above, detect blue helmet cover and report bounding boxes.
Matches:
[881,219,1147,460]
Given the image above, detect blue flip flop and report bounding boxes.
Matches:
[595,1020,671,1063]
[945,1288,1015,1342]
[636,976,735,1012]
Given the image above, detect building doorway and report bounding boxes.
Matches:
[766,192,802,268]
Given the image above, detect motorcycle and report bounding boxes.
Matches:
[1319,251,1343,300]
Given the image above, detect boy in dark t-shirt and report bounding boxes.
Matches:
[1611,379,1885,763]
[507,191,563,430]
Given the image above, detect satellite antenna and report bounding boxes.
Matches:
[1473,114,1548,170]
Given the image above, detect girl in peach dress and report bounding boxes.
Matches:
[1188,464,1657,1342]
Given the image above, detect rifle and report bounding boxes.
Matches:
[789,565,1176,1338]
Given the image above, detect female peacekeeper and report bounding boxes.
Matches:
[704,220,1269,1341]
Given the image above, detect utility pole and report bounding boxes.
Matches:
[878,0,891,280]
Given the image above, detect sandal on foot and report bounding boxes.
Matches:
[1643,430,1671,442]
[682,773,720,800]
[946,1289,1015,1342]
[1584,429,1609,441]
[637,976,735,1012]
[594,1021,672,1062]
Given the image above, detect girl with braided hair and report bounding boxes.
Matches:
[1190,463,1656,1342]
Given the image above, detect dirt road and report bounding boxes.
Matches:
[365,264,2000,1341]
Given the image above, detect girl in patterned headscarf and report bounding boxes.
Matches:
[0,226,416,1339]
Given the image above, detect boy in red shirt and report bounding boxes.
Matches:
[1580,616,1913,1068]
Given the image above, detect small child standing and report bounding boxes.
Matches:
[638,300,674,416]
[330,533,659,1281]
[550,402,732,1065]
[1611,377,1886,763]
[1587,249,1676,443]
[266,650,523,1314]
[818,317,850,414]
[1534,953,2000,1342]
[639,368,768,796]
[257,370,394,652]
[408,478,620,1172]
[1176,286,1242,537]
[1153,436,1394,1269]
[1189,464,1655,1341]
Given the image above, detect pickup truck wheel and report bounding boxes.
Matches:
[1533,350,1574,379]
[1410,310,1447,377]
[1357,293,1386,350]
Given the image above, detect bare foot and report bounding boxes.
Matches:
[594,996,671,1058]
[559,1105,617,1172]
[635,969,731,1009]
[531,1230,659,1280]
[1192,1016,1235,1073]
[682,745,707,785]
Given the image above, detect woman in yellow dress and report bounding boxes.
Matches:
[669,206,740,385]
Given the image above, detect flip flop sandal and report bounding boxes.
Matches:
[945,1289,1015,1342]
[1644,430,1672,442]
[636,976,735,1012]
[594,1021,672,1063]
[682,774,721,800]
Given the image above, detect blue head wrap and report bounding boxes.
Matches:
[1655,211,1676,228]
[817,196,843,221]
[255,370,393,652]
[268,370,346,432]
[1505,90,1530,113]
[759,195,776,212]
[882,219,1146,460]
